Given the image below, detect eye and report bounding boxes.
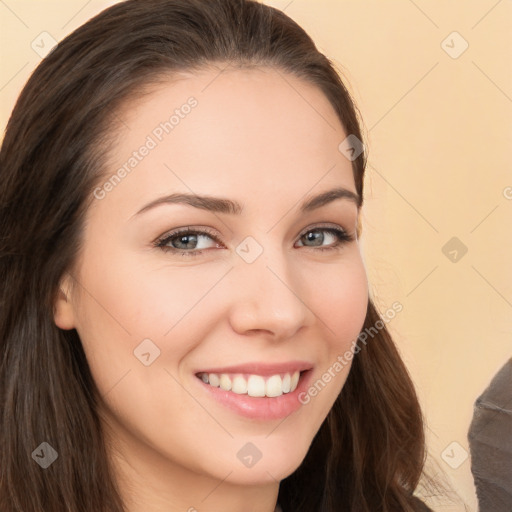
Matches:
[295,226,354,251]
[154,227,221,256]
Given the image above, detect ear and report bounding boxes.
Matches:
[53,272,76,330]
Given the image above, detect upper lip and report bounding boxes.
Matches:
[195,361,313,376]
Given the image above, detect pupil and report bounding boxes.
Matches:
[178,234,196,248]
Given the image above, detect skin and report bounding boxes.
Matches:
[54,65,369,512]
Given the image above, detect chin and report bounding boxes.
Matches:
[212,438,312,485]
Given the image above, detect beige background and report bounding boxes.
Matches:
[1,1,511,510]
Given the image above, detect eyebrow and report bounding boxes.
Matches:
[133,186,361,218]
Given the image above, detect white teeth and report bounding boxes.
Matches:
[247,375,266,397]
[282,373,291,393]
[199,370,302,397]
[208,373,220,387]
[219,374,232,391]
[231,375,248,394]
[290,371,300,391]
[265,375,283,397]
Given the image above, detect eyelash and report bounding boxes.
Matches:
[153,225,354,257]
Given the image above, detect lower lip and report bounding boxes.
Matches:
[195,370,313,420]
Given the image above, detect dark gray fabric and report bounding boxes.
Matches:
[468,358,512,512]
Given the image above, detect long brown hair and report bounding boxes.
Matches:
[0,0,436,510]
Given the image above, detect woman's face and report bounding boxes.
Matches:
[55,66,368,498]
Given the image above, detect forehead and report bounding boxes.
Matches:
[95,66,356,215]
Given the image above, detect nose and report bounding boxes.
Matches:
[227,248,312,340]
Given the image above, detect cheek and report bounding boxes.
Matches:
[73,242,221,339]
[70,244,230,399]
[70,249,224,463]
[294,251,368,419]
[304,250,369,346]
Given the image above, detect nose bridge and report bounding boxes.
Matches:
[228,239,310,338]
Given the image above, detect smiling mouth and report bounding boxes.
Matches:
[196,370,307,398]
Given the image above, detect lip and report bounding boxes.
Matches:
[194,360,313,377]
[193,364,314,421]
